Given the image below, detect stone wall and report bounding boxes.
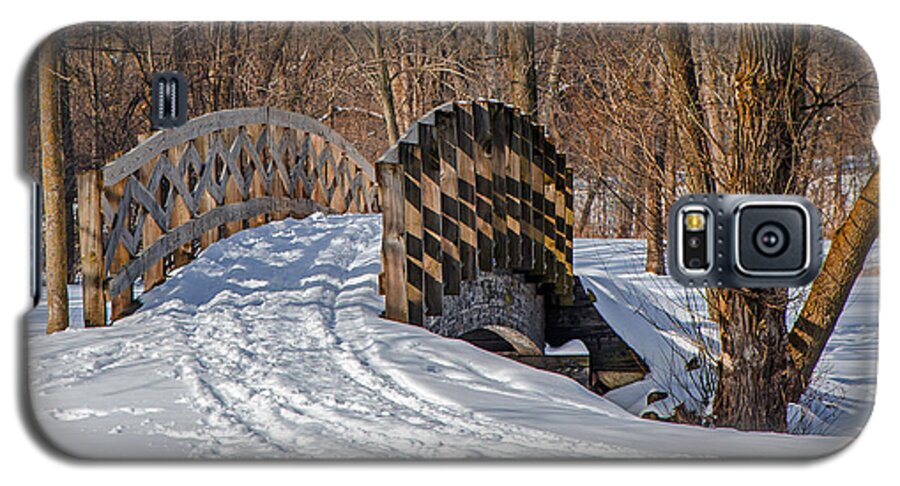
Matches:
[425,271,545,355]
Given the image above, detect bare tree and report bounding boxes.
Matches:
[39,37,69,334]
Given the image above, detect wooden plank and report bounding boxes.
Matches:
[529,122,546,278]
[106,178,136,320]
[223,127,244,237]
[419,123,443,316]
[104,107,374,187]
[194,132,219,249]
[500,105,522,270]
[554,152,568,294]
[401,142,425,325]
[436,110,461,295]
[168,141,193,269]
[77,168,106,327]
[542,136,559,285]
[377,160,408,322]
[472,102,494,273]
[454,103,478,281]
[563,167,575,305]
[246,125,268,228]
[515,111,534,272]
[139,133,165,291]
[487,101,508,269]
[268,126,291,221]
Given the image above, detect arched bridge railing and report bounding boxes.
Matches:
[377,100,574,330]
[77,107,378,325]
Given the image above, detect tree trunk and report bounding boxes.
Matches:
[710,24,810,432]
[787,168,879,401]
[507,23,537,116]
[645,129,667,275]
[658,23,715,193]
[577,185,598,237]
[710,288,794,431]
[39,38,69,334]
[484,23,500,99]
[371,25,400,145]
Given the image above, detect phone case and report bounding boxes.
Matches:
[23,22,879,459]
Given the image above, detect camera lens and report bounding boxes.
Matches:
[687,235,702,249]
[753,223,788,256]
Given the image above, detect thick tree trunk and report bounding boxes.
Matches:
[39,38,69,334]
[710,24,810,431]
[787,169,879,401]
[507,23,537,116]
[710,288,795,431]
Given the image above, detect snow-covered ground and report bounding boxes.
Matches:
[575,239,877,437]
[26,214,869,459]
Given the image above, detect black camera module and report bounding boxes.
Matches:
[668,195,822,288]
[753,222,789,256]
[737,205,808,275]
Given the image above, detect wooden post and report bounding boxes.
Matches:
[378,160,408,322]
[39,39,70,334]
[77,168,106,327]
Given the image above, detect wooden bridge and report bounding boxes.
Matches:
[76,107,379,325]
[72,102,645,394]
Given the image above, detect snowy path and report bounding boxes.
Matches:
[27,215,852,459]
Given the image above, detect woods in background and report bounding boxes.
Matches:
[29,22,879,433]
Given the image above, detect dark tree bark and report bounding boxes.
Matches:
[710,25,810,432]
[371,25,400,145]
[787,169,879,401]
[507,23,537,116]
[39,38,69,334]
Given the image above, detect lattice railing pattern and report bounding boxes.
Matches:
[78,107,378,324]
[377,100,574,326]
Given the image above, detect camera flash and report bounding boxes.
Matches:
[684,212,706,231]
